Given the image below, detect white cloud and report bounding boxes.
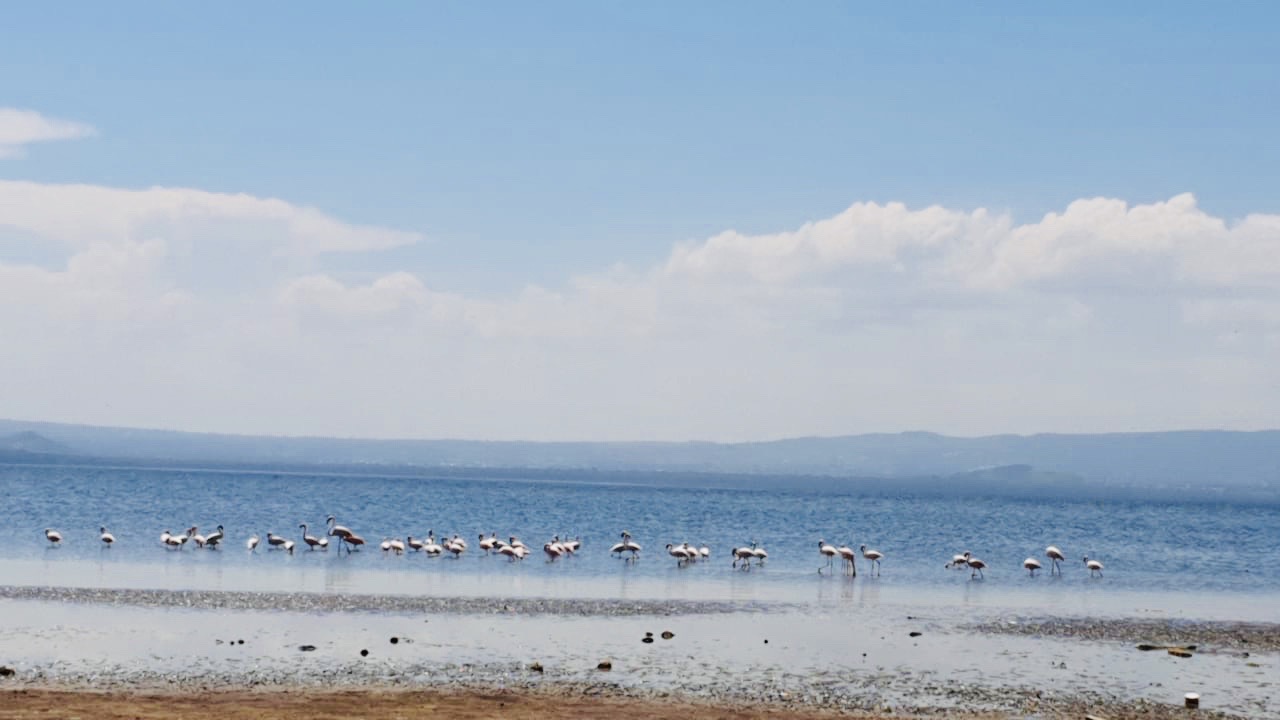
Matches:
[0,108,96,157]
[2,180,1278,441]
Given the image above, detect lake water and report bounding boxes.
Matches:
[3,461,1279,614]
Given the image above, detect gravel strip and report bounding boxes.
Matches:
[0,585,782,616]
[971,616,1280,652]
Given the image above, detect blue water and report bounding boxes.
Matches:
[3,462,1280,600]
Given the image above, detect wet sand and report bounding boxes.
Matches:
[0,686,1245,720]
[972,616,1280,652]
[1,586,1276,718]
[0,687,850,720]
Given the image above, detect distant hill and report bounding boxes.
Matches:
[0,430,71,455]
[0,419,1277,493]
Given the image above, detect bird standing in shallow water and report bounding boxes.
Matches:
[1083,555,1104,577]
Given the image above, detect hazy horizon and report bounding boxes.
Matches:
[4,5,1278,443]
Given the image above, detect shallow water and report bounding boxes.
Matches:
[4,462,1280,600]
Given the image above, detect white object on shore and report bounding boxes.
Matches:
[1184,692,1200,709]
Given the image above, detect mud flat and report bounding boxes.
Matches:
[972,616,1280,652]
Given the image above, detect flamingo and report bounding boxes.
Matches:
[343,533,366,553]
[43,529,62,546]
[380,538,393,553]
[204,525,225,549]
[388,538,406,555]
[565,536,582,554]
[667,543,691,565]
[618,531,641,560]
[506,536,526,551]
[445,539,464,558]
[837,544,857,575]
[817,540,838,573]
[1083,556,1104,577]
[300,524,327,550]
[698,545,710,559]
[1023,557,1043,576]
[188,526,206,549]
[162,531,187,549]
[326,515,352,539]
[423,533,443,556]
[1045,546,1066,575]
[99,526,115,546]
[859,545,884,575]
[544,542,563,562]
[964,552,986,579]
[247,534,260,552]
[282,539,296,554]
[731,546,755,569]
[267,532,288,549]
[479,533,499,553]
[750,543,768,565]
[945,553,970,569]
[407,536,425,552]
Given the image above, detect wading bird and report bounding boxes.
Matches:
[1045,546,1066,575]
[860,545,884,575]
[817,539,838,573]
[1083,555,1104,577]
[1023,557,1042,576]
[964,552,986,579]
[99,526,115,546]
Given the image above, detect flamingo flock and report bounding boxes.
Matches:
[34,524,1108,580]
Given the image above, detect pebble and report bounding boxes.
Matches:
[661,631,674,640]
[909,631,923,637]
[597,660,612,671]
[389,637,399,645]
[298,645,316,652]
[360,649,369,657]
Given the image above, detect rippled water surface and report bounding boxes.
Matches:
[3,463,1279,609]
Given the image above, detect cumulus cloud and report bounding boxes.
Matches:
[0,108,96,157]
[2,180,1278,441]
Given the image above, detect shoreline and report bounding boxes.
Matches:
[0,683,1244,720]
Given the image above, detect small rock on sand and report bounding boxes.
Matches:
[661,631,674,640]
[529,662,543,673]
[909,631,922,637]
[597,660,612,671]
[298,645,316,652]
[0,666,14,677]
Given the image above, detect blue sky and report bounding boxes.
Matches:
[2,4,1278,440]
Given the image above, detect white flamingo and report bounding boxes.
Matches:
[388,538,406,554]
[282,539,296,554]
[859,545,884,575]
[43,529,62,546]
[619,531,641,560]
[946,552,970,569]
[479,533,499,553]
[817,539,838,573]
[406,536,425,552]
[1045,545,1066,575]
[162,530,187,549]
[1023,557,1043,576]
[837,544,857,575]
[445,539,464,558]
[247,534,260,552]
[204,525,224,549]
[267,532,288,550]
[964,551,987,579]
[667,543,691,565]
[423,533,443,556]
[99,526,115,546]
[380,538,393,553]
[188,526,206,548]
[1083,555,1104,577]
[544,542,563,561]
[731,546,756,569]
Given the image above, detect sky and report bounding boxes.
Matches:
[1,3,1278,442]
